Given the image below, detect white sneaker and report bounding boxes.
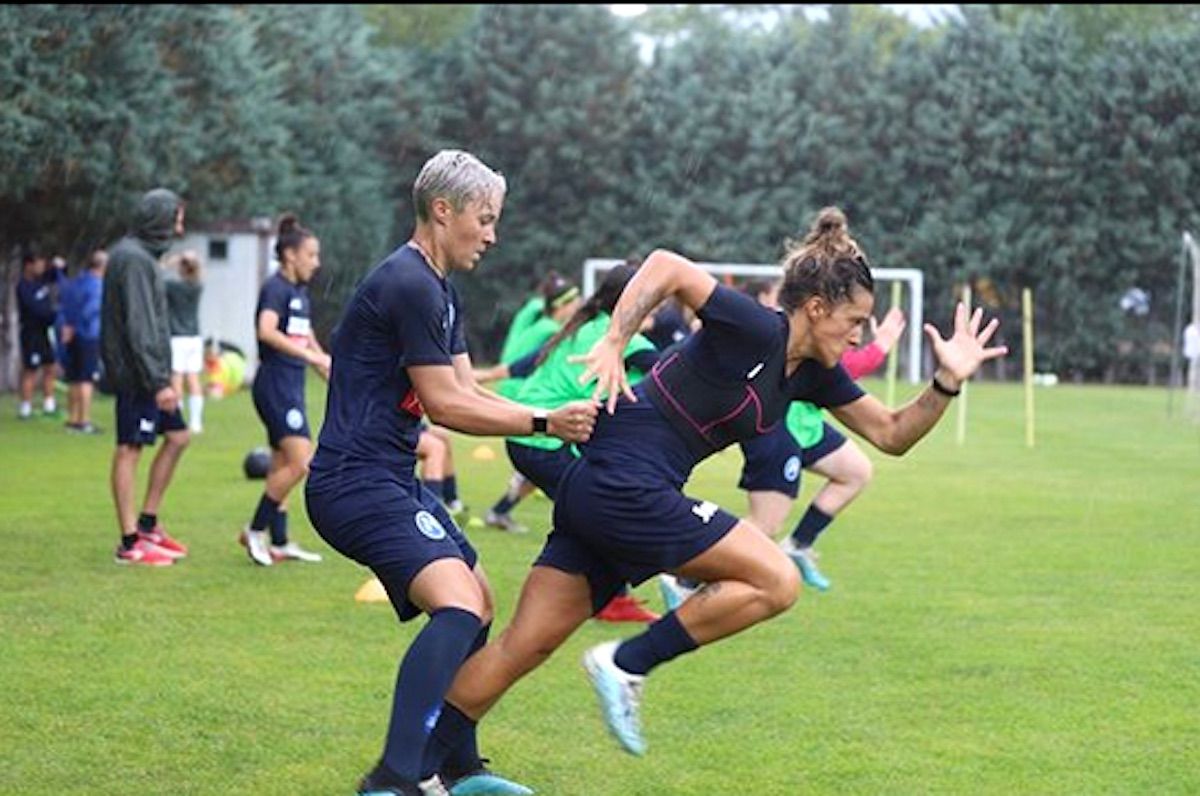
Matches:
[269,541,323,563]
[418,774,450,796]
[583,640,647,755]
[241,528,273,566]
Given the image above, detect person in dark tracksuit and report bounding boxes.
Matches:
[422,207,1007,777]
[303,150,596,796]
[101,188,191,567]
[16,248,59,420]
[239,214,329,567]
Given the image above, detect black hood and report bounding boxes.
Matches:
[132,188,182,256]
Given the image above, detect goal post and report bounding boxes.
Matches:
[582,258,925,383]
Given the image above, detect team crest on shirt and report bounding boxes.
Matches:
[415,511,447,540]
[289,297,303,310]
[783,455,801,483]
[286,408,304,430]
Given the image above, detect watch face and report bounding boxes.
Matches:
[533,413,549,434]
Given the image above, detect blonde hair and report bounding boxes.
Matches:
[413,150,507,222]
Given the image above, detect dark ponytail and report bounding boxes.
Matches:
[535,264,639,367]
[275,213,313,263]
[778,206,873,312]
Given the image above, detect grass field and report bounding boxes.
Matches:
[2,378,1198,795]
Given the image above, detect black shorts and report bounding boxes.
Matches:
[505,440,576,499]
[252,367,309,449]
[738,421,848,496]
[20,329,54,370]
[306,476,478,622]
[538,457,739,613]
[64,338,100,384]
[115,391,187,447]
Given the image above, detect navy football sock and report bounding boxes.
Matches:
[613,611,698,676]
[249,493,280,532]
[790,505,833,547]
[137,513,157,532]
[382,607,482,781]
[423,479,445,502]
[444,476,459,504]
[421,622,491,778]
[269,509,289,547]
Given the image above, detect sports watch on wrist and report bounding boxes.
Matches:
[532,409,549,436]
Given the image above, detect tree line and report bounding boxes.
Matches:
[3,4,1198,382]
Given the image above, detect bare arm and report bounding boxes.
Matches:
[830,302,1007,455]
[412,362,596,441]
[257,309,329,373]
[576,249,718,412]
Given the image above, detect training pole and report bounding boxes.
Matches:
[1023,287,1035,448]
[885,280,902,406]
[956,285,971,445]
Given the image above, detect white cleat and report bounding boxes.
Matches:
[269,541,323,563]
[241,528,274,566]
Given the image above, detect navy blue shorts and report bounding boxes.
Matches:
[505,440,576,499]
[539,457,739,613]
[64,338,100,384]
[115,391,187,446]
[252,368,309,448]
[305,476,478,622]
[738,421,848,496]
[20,329,54,370]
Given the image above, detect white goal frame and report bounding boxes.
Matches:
[583,259,925,383]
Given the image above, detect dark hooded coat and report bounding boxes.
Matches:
[100,189,182,394]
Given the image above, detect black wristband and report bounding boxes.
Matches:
[931,375,961,397]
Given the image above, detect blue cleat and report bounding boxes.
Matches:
[447,772,533,796]
[582,641,646,756]
[657,573,699,612]
[781,538,831,592]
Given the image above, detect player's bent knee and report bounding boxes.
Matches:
[764,562,801,615]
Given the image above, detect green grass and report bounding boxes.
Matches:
[2,379,1199,794]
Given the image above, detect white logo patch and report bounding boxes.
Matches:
[289,297,303,310]
[691,501,720,524]
[783,455,801,483]
[139,418,156,434]
[415,511,447,540]
[285,408,304,430]
[746,362,765,379]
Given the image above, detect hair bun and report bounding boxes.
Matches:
[277,212,299,235]
[814,206,847,235]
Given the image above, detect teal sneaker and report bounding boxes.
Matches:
[658,573,698,612]
[446,766,533,796]
[781,538,831,592]
[583,641,646,756]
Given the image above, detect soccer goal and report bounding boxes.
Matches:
[582,258,925,383]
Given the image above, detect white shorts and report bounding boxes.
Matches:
[171,335,204,375]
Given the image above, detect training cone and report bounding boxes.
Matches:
[355,577,389,604]
[472,444,497,461]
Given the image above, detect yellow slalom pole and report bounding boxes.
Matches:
[955,284,971,446]
[885,280,902,406]
[1023,287,1035,448]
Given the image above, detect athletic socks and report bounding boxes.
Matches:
[121,533,138,550]
[420,622,491,778]
[423,479,446,502]
[270,509,289,547]
[790,505,834,548]
[444,476,459,505]
[249,494,280,532]
[187,394,204,430]
[613,611,698,676]
[382,607,482,781]
[137,513,157,533]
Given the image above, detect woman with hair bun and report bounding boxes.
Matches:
[420,206,1007,783]
[239,213,330,566]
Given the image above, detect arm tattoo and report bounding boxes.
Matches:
[614,289,660,341]
[691,582,722,602]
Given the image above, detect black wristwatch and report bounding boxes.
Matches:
[931,375,961,397]
[532,409,549,436]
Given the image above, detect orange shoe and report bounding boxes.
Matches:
[115,538,175,567]
[139,526,188,559]
[595,594,660,623]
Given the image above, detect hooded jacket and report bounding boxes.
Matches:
[100,188,181,394]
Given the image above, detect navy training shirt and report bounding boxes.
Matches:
[583,285,865,486]
[310,243,467,484]
[256,272,312,370]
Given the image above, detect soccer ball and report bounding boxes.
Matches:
[243,447,271,479]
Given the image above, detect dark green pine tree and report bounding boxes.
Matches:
[417,4,645,356]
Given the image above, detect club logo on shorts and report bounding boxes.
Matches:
[691,500,720,524]
[415,511,447,540]
[286,408,304,430]
[783,455,801,483]
[139,418,155,433]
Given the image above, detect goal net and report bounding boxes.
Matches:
[582,258,925,383]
